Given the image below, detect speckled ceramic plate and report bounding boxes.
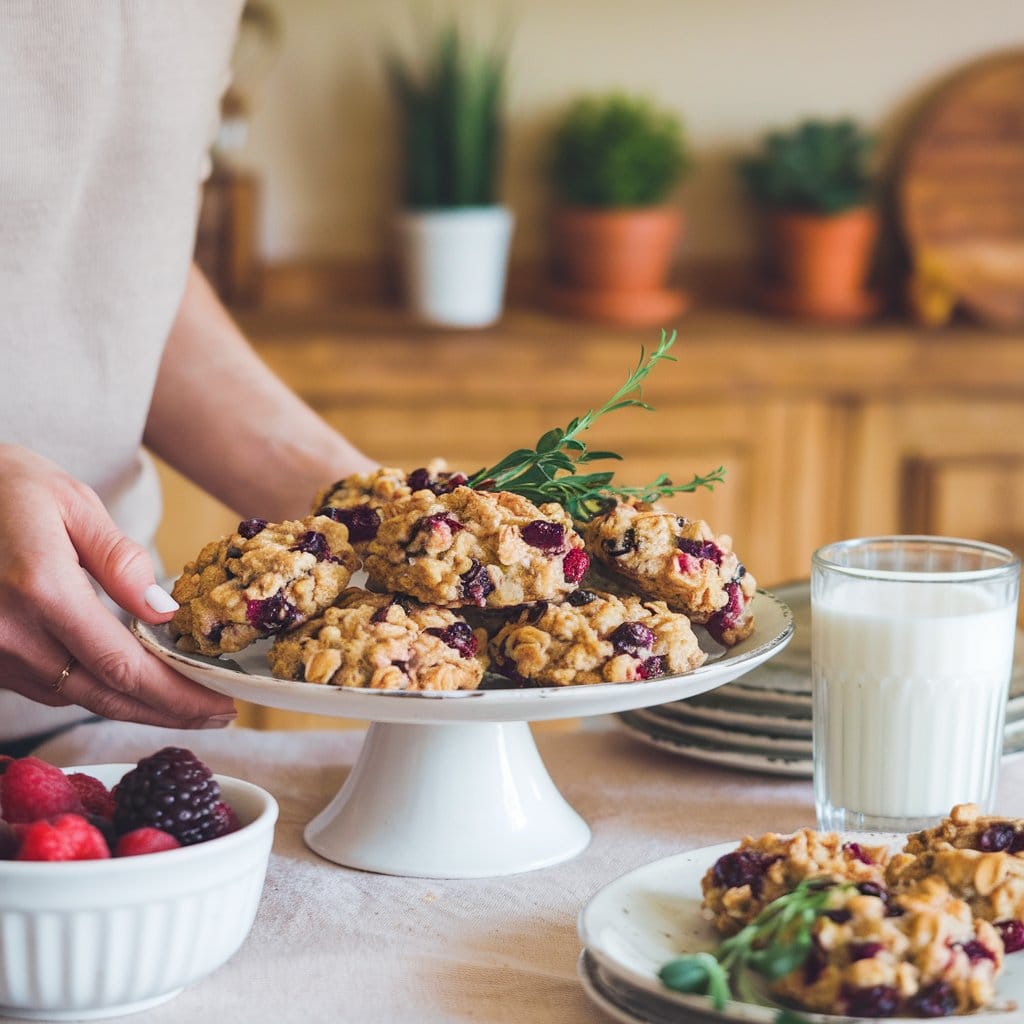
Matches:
[134,589,793,726]
[578,841,1024,1024]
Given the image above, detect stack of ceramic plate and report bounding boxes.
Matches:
[618,580,1024,778]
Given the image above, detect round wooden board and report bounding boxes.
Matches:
[898,49,1024,327]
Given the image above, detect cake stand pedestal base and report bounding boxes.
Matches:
[304,721,591,878]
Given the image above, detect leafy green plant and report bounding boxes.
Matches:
[739,118,873,214]
[549,94,691,207]
[387,25,506,208]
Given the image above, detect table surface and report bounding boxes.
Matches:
[13,720,1024,1024]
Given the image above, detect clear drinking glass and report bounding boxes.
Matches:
[812,536,1020,833]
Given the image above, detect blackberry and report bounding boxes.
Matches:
[113,747,223,846]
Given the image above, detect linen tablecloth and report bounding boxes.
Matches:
[10,721,1024,1023]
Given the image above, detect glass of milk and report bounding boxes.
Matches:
[812,536,1020,833]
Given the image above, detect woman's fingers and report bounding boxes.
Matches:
[0,445,236,728]
[42,578,236,724]
[60,481,179,624]
[48,656,235,729]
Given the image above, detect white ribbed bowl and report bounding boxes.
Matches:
[0,764,278,1020]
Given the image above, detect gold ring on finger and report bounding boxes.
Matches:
[51,656,76,695]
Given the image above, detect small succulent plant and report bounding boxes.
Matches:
[739,118,874,214]
[386,24,507,209]
[549,93,691,207]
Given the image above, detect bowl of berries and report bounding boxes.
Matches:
[0,747,278,1020]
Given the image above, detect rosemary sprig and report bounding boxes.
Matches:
[466,329,725,520]
[659,878,849,1016]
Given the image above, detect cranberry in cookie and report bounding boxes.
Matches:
[268,589,487,691]
[170,515,358,656]
[363,487,590,610]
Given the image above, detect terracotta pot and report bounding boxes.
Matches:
[757,206,879,320]
[551,206,683,291]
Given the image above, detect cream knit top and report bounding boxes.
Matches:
[0,3,244,739]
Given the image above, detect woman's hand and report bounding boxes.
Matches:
[0,445,236,728]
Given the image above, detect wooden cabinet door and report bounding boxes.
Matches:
[847,398,1024,558]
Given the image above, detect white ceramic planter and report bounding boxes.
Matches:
[397,205,514,328]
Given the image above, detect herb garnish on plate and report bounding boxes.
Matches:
[659,877,849,1017]
[466,329,725,521]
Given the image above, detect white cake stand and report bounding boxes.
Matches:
[134,590,792,879]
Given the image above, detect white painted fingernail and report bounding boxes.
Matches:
[144,583,179,614]
[201,713,237,729]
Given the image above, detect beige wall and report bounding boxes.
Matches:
[237,0,1024,268]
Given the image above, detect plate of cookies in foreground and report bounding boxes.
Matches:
[579,804,1024,1022]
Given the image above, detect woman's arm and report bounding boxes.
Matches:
[144,264,377,521]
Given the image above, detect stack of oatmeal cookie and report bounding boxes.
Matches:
[168,461,755,691]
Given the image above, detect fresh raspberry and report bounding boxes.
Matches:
[210,800,241,838]
[16,813,111,861]
[113,747,222,846]
[114,827,182,857]
[0,756,82,823]
[67,773,115,820]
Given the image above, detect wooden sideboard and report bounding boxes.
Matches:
[155,304,1024,727]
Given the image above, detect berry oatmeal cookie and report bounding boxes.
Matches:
[362,487,590,609]
[312,459,468,546]
[902,803,1024,857]
[581,502,756,645]
[770,876,1003,1018]
[170,515,358,656]
[488,590,705,686]
[267,589,487,691]
[701,828,890,935]
[887,846,1024,954]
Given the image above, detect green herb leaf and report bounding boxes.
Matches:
[660,878,852,1015]
[658,955,712,993]
[466,330,722,519]
[659,952,731,1010]
[774,1011,811,1024]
